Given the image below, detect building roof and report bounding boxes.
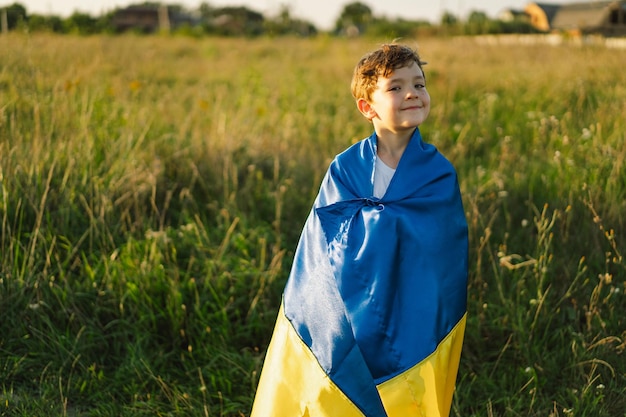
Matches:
[534,3,561,24]
[551,1,624,30]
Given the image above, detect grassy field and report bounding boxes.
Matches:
[0,33,624,416]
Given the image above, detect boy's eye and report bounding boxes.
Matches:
[389,86,400,91]
[415,84,425,89]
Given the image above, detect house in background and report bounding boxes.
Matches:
[524,2,561,32]
[551,1,626,36]
[523,1,626,36]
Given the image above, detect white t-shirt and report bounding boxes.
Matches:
[373,157,396,199]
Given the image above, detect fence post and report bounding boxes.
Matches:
[158,5,170,34]
[1,8,8,34]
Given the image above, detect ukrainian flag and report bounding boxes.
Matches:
[252,129,468,417]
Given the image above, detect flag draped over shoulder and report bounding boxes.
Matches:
[251,128,468,417]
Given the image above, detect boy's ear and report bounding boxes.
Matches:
[357,98,376,120]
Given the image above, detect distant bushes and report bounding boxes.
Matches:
[1,1,538,37]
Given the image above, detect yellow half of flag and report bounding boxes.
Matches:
[251,305,466,417]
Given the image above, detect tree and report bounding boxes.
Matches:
[367,17,431,39]
[198,2,213,19]
[206,6,265,36]
[26,14,64,32]
[468,10,488,25]
[334,1,373,35]
[63,12,98,35]
[95,11,116,34]
[264,4,317,36]
[3,2,27,30]
[466,10,489,34]
[440,11,458,26]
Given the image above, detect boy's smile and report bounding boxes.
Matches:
[358,61,430,138]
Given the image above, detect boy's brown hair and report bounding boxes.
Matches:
[351,44,426,102]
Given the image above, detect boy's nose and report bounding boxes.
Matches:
[407,88,420,98]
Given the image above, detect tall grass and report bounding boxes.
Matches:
[0,33,624,416]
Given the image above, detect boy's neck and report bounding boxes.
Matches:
[376,127,417,169]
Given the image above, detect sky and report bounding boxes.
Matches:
[14,0,576,30]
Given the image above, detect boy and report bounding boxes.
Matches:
[251,44,468,417]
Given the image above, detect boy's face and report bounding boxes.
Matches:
[358,62,430,135]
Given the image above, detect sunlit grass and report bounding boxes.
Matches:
[1,33,624,416]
